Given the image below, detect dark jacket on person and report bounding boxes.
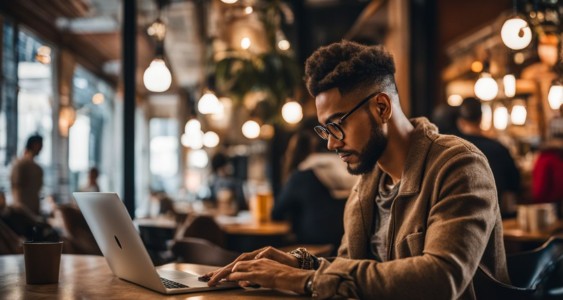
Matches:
[310,118,509,299]
[461,134,520,203]
[272,153,356,252]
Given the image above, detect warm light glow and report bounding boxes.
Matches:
[481,104,492,131]
[182,131,203,149]
[244,6,253,14]
[501,17,532,50]
[474,73,498,101]
[221,0,238,3]
[241,37,251,50]
[514,52,525,64]
[184,118,201,135]
[281,101,303,124]
[260,124,275,139]
[503,74,516,98]
[198,91,221,114]
[493,105,509,130]
[203,131,220,148]
[35,46,51,64]
[59,105,76,137]
[447,94,463,106]
[143,58,172,92]
[471,61,483,73]
[278,40,290,51]
[92,93,104,105]
[548,83,563,110]
[511,100,527,125]
[188,150,209,169]
[538,33,560,66]
[242,120,260,139]
[147,19,166,41]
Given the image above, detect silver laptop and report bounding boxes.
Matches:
[73,192,238,294]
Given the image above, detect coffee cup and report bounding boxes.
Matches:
[23,241,63,284]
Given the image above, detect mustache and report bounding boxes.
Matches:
[336,149,359,156]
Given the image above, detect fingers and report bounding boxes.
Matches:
[207,248,264,286]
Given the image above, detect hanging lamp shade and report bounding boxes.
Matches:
[501,16,532,50]
[143,58,172,92]
[474,72,498,101]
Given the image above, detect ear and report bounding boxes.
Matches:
[374,93,392,123]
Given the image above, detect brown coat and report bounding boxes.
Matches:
[311,118,510,299]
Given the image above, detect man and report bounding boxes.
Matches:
[457,97,521,217]
[11,134,44,215]
[206,41,509,299]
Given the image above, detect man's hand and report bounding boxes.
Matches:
[206,246,299,286]
[228,258,314,294]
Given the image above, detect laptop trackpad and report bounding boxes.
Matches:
[157,269,199,280]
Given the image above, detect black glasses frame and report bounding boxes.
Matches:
[314,92,380,141]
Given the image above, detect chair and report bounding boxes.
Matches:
[0,219,23,254]
[56,204,101,255]
[175,215,226,248]
[171,237,240,266]
[474,236,563,300]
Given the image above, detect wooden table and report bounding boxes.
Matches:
[0,255,307,299]
[502,218,563,253]
[502,218,563,242]
[135,213,292,253]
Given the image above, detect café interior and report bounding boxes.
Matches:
[0,0,562,298]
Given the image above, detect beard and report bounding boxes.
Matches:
[347,113,387,175]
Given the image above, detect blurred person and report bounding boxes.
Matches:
[532,104,563,207]
[457,97,521,217]
[431,103,461,135]
[204,41,509,299]
[10,134,44,215]
[0,189,58,242]
[272,118,357,253]
[207,152,248,212]
[79,167,100,192]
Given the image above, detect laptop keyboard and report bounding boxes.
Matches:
[160,277,189,289]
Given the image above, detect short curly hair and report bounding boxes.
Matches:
[305,40,396,97]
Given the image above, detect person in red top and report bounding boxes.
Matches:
[532,104,563,208]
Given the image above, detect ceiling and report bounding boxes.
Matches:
[0,0,524,110]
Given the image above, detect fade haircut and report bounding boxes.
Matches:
[305,40,397,97]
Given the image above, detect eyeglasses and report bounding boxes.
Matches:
[314,92,380,141]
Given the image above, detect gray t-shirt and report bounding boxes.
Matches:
[370,173,400,262]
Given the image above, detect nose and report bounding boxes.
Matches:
[326,135,344,152]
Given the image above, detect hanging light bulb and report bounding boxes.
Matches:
[203,131,220,148]
[447,94,463,106]
[548,81,563,110]
[282,101,303,124]
[244,6,253,14]
[493,104,509,130]
[501,16,532,50]
[241,37,251,50]
[510,99,527,125]
[198,91,220,114]
[147,18,166,41]
[184,118,201,134]
[143,58,172,92]
[242,120,260,139]
[503,74,516,98]
[481,104,493,131]
[474,72,498,101]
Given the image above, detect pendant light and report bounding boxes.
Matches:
[143,1,172,93]
[474,61,498,101]
[501,0,532,50]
